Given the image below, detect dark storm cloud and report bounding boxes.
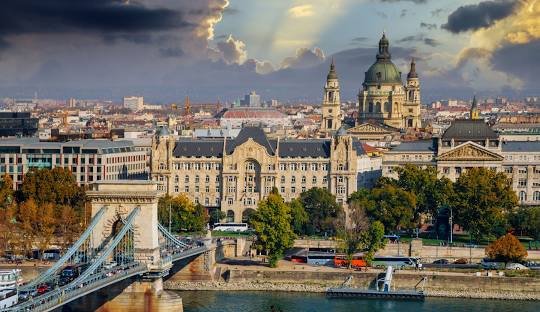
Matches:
[420,22,437,30]
[491,40,540,86]
[0,0,190,48]
[159,47,184,58]
[442,0,518,33]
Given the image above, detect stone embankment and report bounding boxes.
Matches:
[164,267,540,301]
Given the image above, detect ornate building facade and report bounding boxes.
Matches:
[382,114,540,206]
[151,126,382,222]
[320,60,342,135]
[358,34,421,129]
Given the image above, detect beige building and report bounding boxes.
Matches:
[320,60,342,135]
[151,126,382,223]
[383,115,540,206]
[358,34,421,129]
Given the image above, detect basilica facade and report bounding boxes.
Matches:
[357,33,421,129]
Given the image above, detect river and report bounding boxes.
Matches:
[179,291,539,312]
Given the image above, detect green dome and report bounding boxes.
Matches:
[363,33,402,85]
[364,61,402,85]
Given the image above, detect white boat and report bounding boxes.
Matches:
[0,270,21,309]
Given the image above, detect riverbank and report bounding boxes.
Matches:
[164,264,540,301]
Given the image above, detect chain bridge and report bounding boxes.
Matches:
[2,181,212,312]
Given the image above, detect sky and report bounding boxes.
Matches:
[0,0,538,103]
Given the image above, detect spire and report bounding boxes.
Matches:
[407,58,418,79]
[377,32,391,62]
[327,57,338,80]
[470,95,480,120]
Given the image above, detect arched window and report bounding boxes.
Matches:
[534,191,540,201]
[375,102,382,113]
[519,191,527,202]
[384,102,391,113]
[226,210,235,223]
[368,102,374,113]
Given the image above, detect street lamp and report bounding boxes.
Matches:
[448,206,453,245]
[168,202,172,233]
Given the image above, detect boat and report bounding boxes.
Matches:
[326,266,426,301]
[0,270,21,309]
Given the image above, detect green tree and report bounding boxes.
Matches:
[289,199,308,235]
[209,209,226,226]
[511,206,540,242]
[485,233,527,265]
[158,194,208,232]
[368,184,416,232]
[394,165,454,221]
[361,221,386,263]
[250,192,295,267]
[299,187,343,236]
[452,168,518,241]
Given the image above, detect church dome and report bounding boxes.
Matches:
[363,33,402,85]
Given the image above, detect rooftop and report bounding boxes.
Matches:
[442,119,499,141]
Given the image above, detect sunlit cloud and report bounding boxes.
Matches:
[288,4,315,18]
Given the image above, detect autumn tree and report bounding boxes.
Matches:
[56,205,82,249]
[299,187,344,236]
[35,203,56,259]
[452,168,518,241]
[0,174,14,208]
[18,199,39,255]
[485,233,527,265]
[250,192,295,267]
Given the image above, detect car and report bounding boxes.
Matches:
[432,259,449,265]
[506,263,529,270]
[454,258,468,264]
[37,284,50,295]
[104,261,118,270]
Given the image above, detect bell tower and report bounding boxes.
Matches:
[321,59,342,136]
[470,95,480,120]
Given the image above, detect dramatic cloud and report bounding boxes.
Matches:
[288,5,315,18]
[210,35,248,65]
[442,0,519,34]
[281,47,326,69]
[420,22,437,30]
[0,0,188,49]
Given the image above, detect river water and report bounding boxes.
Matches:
[179,291,539,312]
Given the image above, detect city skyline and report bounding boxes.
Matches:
[0,1,538,102]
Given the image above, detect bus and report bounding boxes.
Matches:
[371,256,419,269]
[212,223,249,232]
[306,252,335,266]
[334,254,367,269]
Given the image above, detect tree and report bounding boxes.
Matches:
[18,199,39,255]
[56,205,82,249]
[158,194,208,232]
[35,203,56,259]
[20,167,85,213]
[452,168,518,241]
[209,209,226,226]
[288,199,308,235]
[250,192,295,267]
[511,206,540,243]
[368,184,416,232]
[0,174,14,208]
[485,233,527,265]
[299,187,343,236]
[394,165,454,221]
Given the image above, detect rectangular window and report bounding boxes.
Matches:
[280,164,287,171]
[518,179,527,187]
[281,186,285,193]
[518,167,528,174]
[205,186,210,193]
[195,186,200,193]
[291,186,296,193]
[185,186,190,192]
[227,197,233,205]
[311,164,317,171]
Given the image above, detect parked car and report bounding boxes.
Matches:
[506,263,529,270]
[454,258,468,264]
[432,259,449,265]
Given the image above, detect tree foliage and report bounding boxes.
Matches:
[368,185,416,232]
[250,193,295,267]
[485,233,527,264]
[288,198,308,235]
[511,206,540,241]
[158,194,208,232]
[452,168,518,241]
[299,187,343,236]
[394,165,454,220]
